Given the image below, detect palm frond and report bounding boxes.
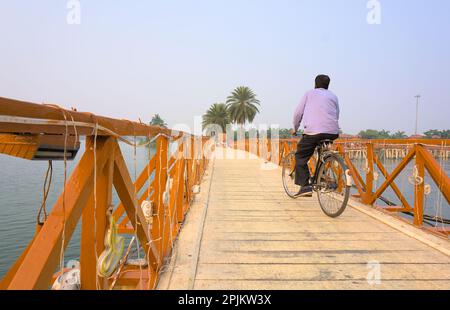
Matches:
[226,86,260,125]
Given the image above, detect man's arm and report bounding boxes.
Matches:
[293,94,307,132]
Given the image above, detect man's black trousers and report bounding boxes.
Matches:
[295,133,339,186]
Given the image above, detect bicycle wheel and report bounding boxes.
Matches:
[282,152,301,198]
[316,153,350,218]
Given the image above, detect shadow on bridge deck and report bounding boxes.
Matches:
[158,148,450,290]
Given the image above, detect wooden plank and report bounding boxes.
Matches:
[194,279,450,290]
[195,263,450,281]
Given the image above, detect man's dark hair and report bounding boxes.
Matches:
[315,75,331,89]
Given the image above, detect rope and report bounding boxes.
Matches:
[37,160,53,225]
[109,236,135,290]
[149,135,165,288]
[97,211,124,279]
[131,132,145,288]
[167,143,190,256]
[57,108,69,288]
[68,113,79,149]
[408,165,424,186]
[145,128,154,289]
[92,123,102,290]
[433,141,446,228]
[424,184,431,196]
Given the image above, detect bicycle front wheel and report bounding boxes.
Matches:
[316,154,350,218]
[282,152,301,198]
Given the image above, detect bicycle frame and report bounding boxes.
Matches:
[310,142,336,191]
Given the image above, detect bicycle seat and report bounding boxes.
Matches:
[319,139,334,146]
[317,139,334,151]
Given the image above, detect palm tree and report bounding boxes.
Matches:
[226,86,260,126]
[391,131,407,139]
[202,103,230,132]
[150,114,167,128]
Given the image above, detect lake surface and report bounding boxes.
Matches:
[0,143,448,278]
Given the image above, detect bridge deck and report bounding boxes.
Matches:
[158,148,450,290]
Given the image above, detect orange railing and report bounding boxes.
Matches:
[0,97,213,290]
[233,137,450,235]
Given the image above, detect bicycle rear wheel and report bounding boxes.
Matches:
[282,152,301,198]
[316,154,350,218]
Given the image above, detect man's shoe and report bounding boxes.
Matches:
[295,185,313,197]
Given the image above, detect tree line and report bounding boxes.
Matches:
[357,129,450,139]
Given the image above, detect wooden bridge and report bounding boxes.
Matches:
[158,147,450,290]
[0,97,449,290]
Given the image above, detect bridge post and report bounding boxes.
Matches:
[413,145,425,226]
[175,143,186,224]
[153,135,169,259]
[80,136,115,290]
[363,143,375,204]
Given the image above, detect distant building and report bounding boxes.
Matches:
[408,134,426,139]
[339,134,360,139]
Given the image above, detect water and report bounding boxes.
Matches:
[0,144,448,279]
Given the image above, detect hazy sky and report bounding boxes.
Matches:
[1,0,449,134]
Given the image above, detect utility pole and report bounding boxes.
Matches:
[414,95,421,135]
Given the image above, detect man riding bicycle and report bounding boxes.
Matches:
[291,75,340,197]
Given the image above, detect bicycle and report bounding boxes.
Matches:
[281,137,351,218]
